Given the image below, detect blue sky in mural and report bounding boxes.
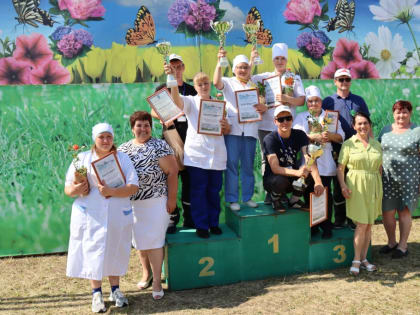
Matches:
[0,0,419,51]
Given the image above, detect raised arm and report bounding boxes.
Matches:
[213,47,226,90]
[164,63,184,110]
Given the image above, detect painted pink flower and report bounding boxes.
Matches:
[350,60,380,79]
[283,0,321,24]
[320,60,339,79]
[0,57,31,85]
[30,60,71,84]
[13,33,53,69]
[58,0,105,20]
[332,38,363,69]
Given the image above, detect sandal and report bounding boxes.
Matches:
[290,199,308,209]
[349,260,361,276]
[379,243,398,254]
[360,259,377,272]
[137,275,153,290]
[152,289,164,300]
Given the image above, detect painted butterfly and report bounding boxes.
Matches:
[245,7,273,46]
[13,0,55,28]
[126,6,156,46]
[325,0,355,33]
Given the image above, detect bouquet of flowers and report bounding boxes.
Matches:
[281,69,295,96]
[68,144,89,194]
[256,81,266,105]
[307,109,332,135]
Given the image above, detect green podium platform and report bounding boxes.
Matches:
[165,203,358,291]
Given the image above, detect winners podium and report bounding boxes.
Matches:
[164,203,358,291]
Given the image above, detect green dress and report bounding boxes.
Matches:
[338,135,383,224]
[379,125,420,212]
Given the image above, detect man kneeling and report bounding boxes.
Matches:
[262,105,324,212]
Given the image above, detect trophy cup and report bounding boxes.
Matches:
[156,41,178,88]
[242,21,263,65]
[292,143,324,191]
[210,20,233,68]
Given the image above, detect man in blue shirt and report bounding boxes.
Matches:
[322,68,370,229]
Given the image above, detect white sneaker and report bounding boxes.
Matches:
[109,288,128,307]
[230,202,240,211]
[92,291,106,313]
[245,200,258,208]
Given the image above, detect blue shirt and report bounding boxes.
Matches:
[322,92,369,140]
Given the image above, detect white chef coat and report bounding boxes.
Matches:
[293,110,345,176]
[220,77,259,139]
[65,150,138,280]
[251,71,305,131]
[182,95,228,170]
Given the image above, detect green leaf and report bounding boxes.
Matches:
[49,7,61,15]
[321,3,329,15]
[201,31,218,41]
[320,14,329,21]
[285,20,301,25]
[298,24,310,31]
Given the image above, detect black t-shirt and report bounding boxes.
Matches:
[263,129,309,177]
[173,82,197,141]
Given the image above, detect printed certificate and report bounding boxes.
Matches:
[262,75,281,106]
[197,99,226,136]
[325,110,339,133]
[91,152,126,189]
[147,88,183,125]
[235,89,262,123]
[310,187,328,227]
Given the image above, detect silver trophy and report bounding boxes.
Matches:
[156,41,178,88]
[242,21,263,65]
[210,20,233,68]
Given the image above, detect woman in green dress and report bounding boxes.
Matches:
[337,112,382,276]
[378,100,420,259]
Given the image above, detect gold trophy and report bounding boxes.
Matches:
[292,143,324,191]
[210,20,233,68]
[156,41,178,88]
[242,21,263,65]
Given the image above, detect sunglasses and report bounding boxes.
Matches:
[336,77,351,82]
[276,116,293,123]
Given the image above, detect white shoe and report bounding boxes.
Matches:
[109,288,128,307]
[230,202,240,211]
[245,200,258,208]
[92,291,107,313]
[152,289,164,300]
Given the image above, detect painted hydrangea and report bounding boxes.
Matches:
[312,30,329,45]
[168,0,191,28]
[296,32,313,49]
[305,36,325,59]
[51,26,72,41]
[73,29,93,47]
[57,33,83,58]
[184,0,216,32]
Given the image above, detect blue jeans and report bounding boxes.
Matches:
[224,135,257,203]
[187,166,223,230]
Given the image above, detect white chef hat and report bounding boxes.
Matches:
[232,54,249,70]
[272,43,288,60]
[92,122,114,141]
[305,85,322,101]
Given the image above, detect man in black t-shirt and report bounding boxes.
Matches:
[153,54,197,233]
[263,106,324,212]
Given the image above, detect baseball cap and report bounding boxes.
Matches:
[169,54,183,62]
[334,68,351,78]
[274,105,292,117]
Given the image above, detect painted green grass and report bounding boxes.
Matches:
[0,79,419,256]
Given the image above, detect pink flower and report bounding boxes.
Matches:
[58,0,105,20]
[30,60,71,84]
[283,0,321,24]
[332,38,363,69]
[0,57,31,85]
[320,61,339,79]
[13,33,53,69]
[350,60,380,79]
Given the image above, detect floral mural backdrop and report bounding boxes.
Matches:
[0,0,419,84]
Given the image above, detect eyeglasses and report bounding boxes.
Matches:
[276,116,293,123]
[336,77,351,82]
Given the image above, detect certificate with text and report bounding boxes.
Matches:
[310,187,328,227]
[325,110,339,133]
[235,89,262,123]
[198,99,226,136]
[262,75,281,106]
[91,152,126,189]
[147,88,183,125]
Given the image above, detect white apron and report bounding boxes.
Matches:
[65,150,138,280]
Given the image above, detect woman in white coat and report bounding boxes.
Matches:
[64,123,138,313]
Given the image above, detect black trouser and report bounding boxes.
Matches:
[332,175,347,225]
[263,174,306,198]
[304,175,333,232]
[168,169,194,227]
